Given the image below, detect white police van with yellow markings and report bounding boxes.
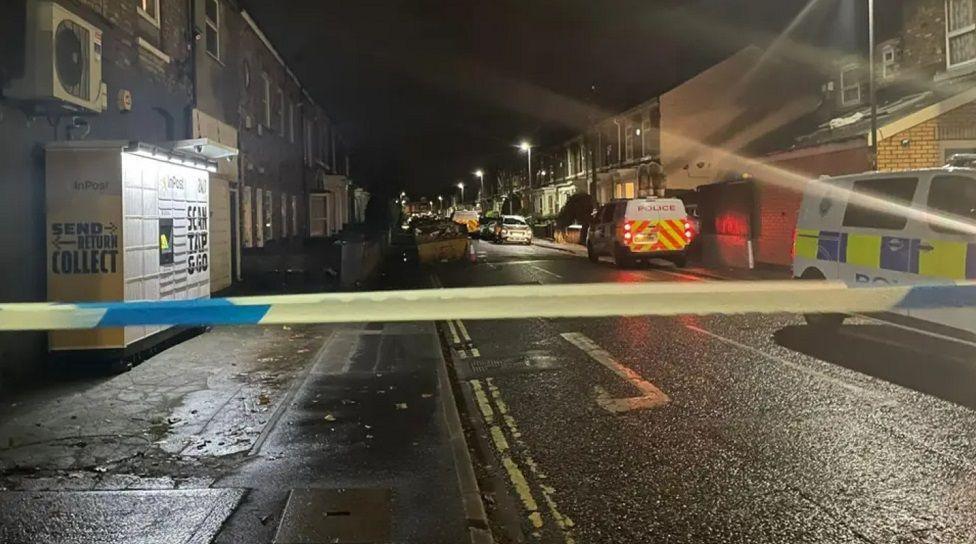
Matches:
[793,165,976,333]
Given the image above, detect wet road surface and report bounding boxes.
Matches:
[432,240,976,543]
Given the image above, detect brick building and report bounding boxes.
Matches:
[0,0,357,384]
[756,0,976,265]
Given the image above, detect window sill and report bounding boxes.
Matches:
[935,61,976,82]
[138,37,171,63]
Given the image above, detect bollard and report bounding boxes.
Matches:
[467,240,477,263]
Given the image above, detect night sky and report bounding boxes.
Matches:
[241,1,818,197]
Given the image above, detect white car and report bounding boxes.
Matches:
[494,215,533,244]
[793,167,976,332]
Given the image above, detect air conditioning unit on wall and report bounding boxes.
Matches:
[7,1,106,113]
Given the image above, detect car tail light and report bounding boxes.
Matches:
[623,231,632,241]
[624,222,632,231]
[790,228,797,259]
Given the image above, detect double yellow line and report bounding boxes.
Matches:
[471,378,575,542]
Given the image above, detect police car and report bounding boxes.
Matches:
[792,161,976,332]
[587,197,693,268]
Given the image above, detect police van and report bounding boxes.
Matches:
[792,163,976,333]
[587,197,693,268]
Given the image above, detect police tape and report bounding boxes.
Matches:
[2,280,976,331]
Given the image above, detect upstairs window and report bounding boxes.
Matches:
[277,87,285,134]
[261,73,271,128]
[948,0,976,68]
[840,64,862,106]
[881,45,896,79]
[137,0,160,27]
[205,0,220,60]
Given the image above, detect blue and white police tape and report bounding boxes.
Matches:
[1,280,975,331]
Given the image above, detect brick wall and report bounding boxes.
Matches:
[901,0,945,73]
[878,101,976,171]
[877,119,940,170]
[757,144,872,266]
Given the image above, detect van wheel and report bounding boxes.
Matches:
[613,245,634,268]
[804,313,845,329]
[587,240,599,263]
[799,268,845,329]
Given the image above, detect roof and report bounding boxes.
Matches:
[793,78,976,148]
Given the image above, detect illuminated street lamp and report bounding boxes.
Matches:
[474,170,484,208]
[437,195,443,213]
[457,182,465,205]
[519,141,533,189]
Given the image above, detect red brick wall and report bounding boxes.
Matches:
[756,144,872,266]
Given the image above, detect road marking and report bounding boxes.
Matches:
[445,319,462,346]
[455,319,473,342]
[560,332,670,413]
[486,379,575,542]
[469,348,481,358]
[529,264,563,279]
[852,312,976,349]
[685,325,878,398]
[470,379,543,530]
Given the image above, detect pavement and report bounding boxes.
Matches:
[430,239,976,543]
[0,295,474,542]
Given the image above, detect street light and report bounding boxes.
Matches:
[474,170,484,208]
[457,182,465,206]
[519,141,533,189]
[437,195,443,214]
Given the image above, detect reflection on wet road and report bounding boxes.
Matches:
[436,240,976,543]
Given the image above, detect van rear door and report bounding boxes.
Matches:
[624,199,688,252]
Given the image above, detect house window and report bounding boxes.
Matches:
[882,45,896,79]
[261,73,271,128]
[309,194,329,237]
[291,195,299,236]
[304,119,314,165]
[277,87,285,134]
[948,0,976,68]
[254,187,264,247]
[137,0,160,27]
[264,190,274,241]
[625,127,635,161]
[281,193,288,239]
[204,0,220,60]
[288,103,295,143]
[840,63,862,106]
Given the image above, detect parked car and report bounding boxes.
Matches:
[493,215,533,244]
[793,166,976,331]
[479,218,499,241]
[587,197,693,268]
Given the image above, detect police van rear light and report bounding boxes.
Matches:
[624,222,632,231]
[682,218,693,241]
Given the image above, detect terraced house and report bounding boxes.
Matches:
[0,0,360,382]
